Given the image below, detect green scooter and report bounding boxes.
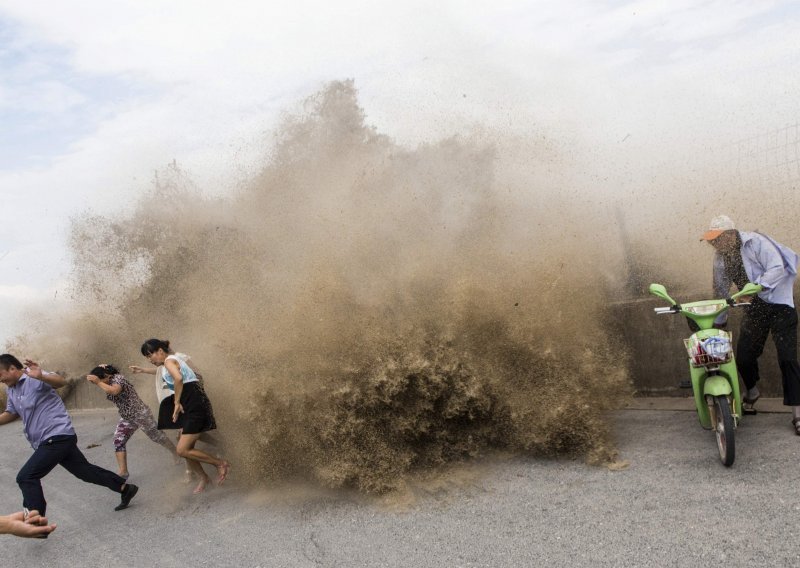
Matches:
[649,282,763,466]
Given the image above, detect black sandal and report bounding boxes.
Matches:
[792,418,800,436]
[742,394,759,415]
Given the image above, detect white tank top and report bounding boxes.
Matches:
[154,352,191,402]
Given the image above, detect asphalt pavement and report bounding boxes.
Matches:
[1,406,799,567]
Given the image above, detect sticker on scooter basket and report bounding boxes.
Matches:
[684,332,732,366]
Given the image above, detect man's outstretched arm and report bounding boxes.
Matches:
[24,359,67,389]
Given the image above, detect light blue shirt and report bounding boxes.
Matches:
[5,373,76,449]
[713,230,798,315]
[160,355,199,390]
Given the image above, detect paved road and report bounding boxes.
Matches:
[1,408,799,567]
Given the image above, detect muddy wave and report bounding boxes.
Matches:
[4,80,631,492]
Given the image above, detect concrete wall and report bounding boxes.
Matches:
[54,298,788,410]
[62,375,160,411]
[612,295,784,397]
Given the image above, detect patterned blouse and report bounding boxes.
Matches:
[106,374,151,420]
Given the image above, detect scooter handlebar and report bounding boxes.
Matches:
[654,307,680,314]
[653,302,749,315]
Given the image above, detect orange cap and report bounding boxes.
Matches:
[701,215,735,241]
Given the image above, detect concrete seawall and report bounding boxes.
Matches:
[55,296,788,410]
[612,294,784,397]
[61,375,160,412]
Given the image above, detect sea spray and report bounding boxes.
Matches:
[5,80,632,492]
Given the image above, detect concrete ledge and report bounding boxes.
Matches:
[626,396,790,413]
[68,408,119,415]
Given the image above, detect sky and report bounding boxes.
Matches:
[1,0,799,342]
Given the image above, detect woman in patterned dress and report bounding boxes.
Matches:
[86,364,179,479]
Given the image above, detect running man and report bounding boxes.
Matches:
[0,354,139,515]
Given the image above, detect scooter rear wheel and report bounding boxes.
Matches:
[713,395,735,467]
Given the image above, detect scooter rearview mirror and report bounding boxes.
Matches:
[648,283,676,305]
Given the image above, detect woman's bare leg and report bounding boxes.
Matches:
[183,458,209,493]
[115,451,129,478]
[176,433,230,484]
[176,429,193,479]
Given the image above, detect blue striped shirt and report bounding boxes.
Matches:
[5,374,75,449]
[713,231,798,307]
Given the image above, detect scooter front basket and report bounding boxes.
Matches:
[684,331,733,367]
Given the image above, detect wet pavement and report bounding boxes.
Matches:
[1,407,798,567]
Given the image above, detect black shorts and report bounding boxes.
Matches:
[157,382,217,434]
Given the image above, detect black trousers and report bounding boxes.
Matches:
[737,299,800,406]
[16,434,125,515]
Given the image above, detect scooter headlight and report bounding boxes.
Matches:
[684,303,725,316]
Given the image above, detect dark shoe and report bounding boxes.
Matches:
[115,483,139,511]
[743,394,760,416]
[742,394,760,405]
[793,418,800,436]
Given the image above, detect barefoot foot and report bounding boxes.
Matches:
[192,476,210,495]
[216,461,231,485]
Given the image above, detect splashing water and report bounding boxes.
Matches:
[5,80,632,493]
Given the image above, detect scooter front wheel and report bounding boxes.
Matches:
[713,395,735,467]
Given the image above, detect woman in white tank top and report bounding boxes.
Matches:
[131,339,230,494]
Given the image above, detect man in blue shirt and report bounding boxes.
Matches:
[0,354,139,517]
[702,215,800,433]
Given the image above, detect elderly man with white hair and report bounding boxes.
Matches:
[701,214,800,434]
